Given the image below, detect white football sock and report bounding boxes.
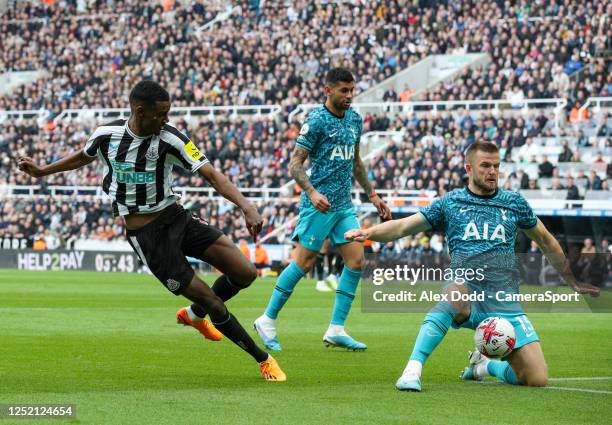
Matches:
[403,360,423,378]
[256,314,277,339]
[325,324,348,337]
[474,357,491,379]
[186,306,202,321]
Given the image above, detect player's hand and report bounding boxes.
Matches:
[571,281,601,298]
[344,228,368,243]
[243,205,263,242]
[370,195,392,221]
[308,191,331,213]
[17,156,44,177]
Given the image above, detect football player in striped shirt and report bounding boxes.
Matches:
[18,80,286,382]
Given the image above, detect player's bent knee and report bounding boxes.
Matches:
[517,365,548,387]
[442,284,470,321]
[523,375,548,387]
[452,308,470,324]
[295,257,315,273]
[233,263,257,287]
[345,258,364,270]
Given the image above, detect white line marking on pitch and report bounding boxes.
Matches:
[473,377,612,395]
[545,386,612,395]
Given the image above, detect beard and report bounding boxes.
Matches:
[473,176,497,194]
[334,98,351,111]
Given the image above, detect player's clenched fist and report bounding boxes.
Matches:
[344,228,368,242]
[308,190,331,213]
[17,156,43,177]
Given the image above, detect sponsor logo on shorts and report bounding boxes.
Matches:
[166,278,181,292]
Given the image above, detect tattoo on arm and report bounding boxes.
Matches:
[289,147,315,195]
[353,144,373,194]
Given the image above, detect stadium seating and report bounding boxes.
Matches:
[1,0,610,250]
[1,0,609,112]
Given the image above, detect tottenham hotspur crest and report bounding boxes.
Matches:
[145,143,159,160]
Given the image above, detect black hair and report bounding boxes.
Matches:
[325,68,355,86]
[129,80,170,105]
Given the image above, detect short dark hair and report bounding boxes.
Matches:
[325,68,355,86]
[129,80,170,105]
[465,141,499,162]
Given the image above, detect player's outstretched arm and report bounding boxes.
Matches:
[345,213,430,243]
[353,145,391,220]
[524,219,600,297]
[18,150,96,178]
[198,163,263,240]
[289,146,331,212]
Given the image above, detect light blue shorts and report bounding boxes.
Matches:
[452,307,540,350]
[291,207,359,252]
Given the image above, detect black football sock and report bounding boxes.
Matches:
[212,275,243,302]
[190,303,207,318]
[190,275,243,318]
[211,310,269,363]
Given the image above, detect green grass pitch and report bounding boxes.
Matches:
[0,270,610,425]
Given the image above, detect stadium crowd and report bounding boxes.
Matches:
[1,0,611,252]
[1,0,610,115]
[1,109,609,248]
[0,194,299,247]
[2,109,610,191]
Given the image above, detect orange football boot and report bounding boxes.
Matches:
[259,355,287,382]
[176,307,223,341]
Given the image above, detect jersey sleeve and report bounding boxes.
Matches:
[295,112,322,152]
[83,127,107,157]
[419,197,447,231]
[515,194,538,229]
[163,124,210,173]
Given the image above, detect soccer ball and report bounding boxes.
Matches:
[474,317,516,358]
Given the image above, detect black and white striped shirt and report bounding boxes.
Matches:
[83,119,208,216]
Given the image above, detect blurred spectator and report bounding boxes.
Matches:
[586,170,603,190]
[538,155,554,178]
[566,176,581,200]
[254,243,270,274]
[558,140,574,163]
[524,241,542,285]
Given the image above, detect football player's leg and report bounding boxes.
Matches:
[264,208,331,320]
[200,235,258,299]
[462,314,543,386]
[177,214,255,329]
[397,283,471,391]
[322,212,366,350]
[254,244,319,350]
[459,350,520,384]
[323,240,366,350]
[315,241,330,292]
[182,235,257,320]
[505,341,547,386]
[264,243,319,320]
[182,276,286,381]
